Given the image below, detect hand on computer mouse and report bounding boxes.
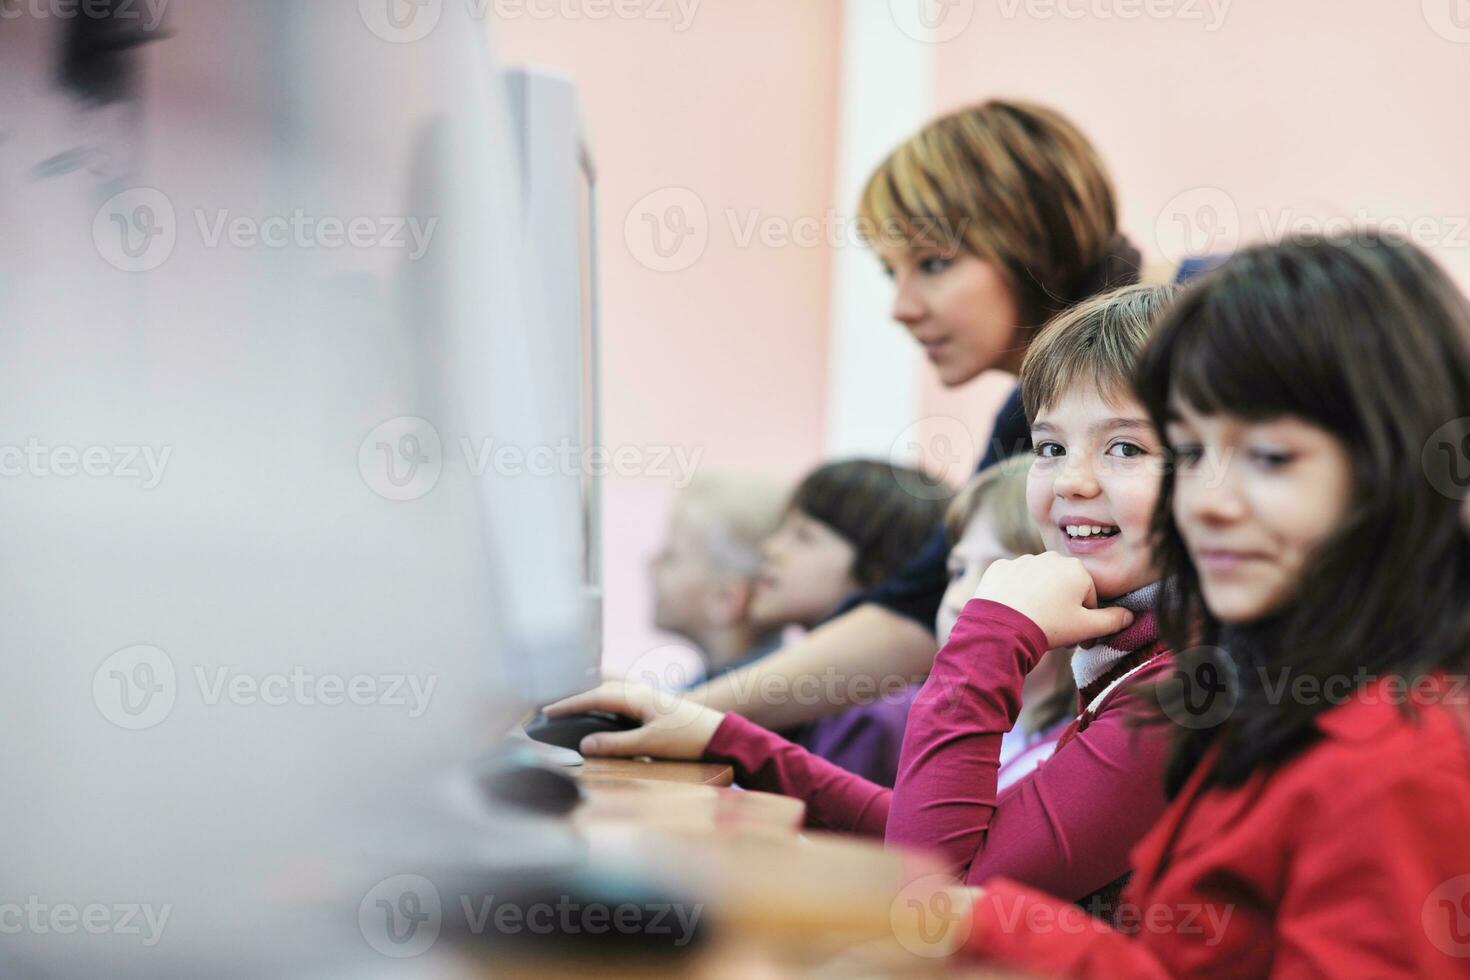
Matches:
[542,681,725,760]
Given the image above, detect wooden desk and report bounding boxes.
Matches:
[579,756,734,787]
[452,758,994,977]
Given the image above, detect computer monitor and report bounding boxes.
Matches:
[1,3,591,974]
[498,67,604,706]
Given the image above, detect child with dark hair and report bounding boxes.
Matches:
[749,459,950,785]
[961,233,1470,978]
[749,460,949,630]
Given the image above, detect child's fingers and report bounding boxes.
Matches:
[1085,606,1134,638]
[542,681,639,718]
[579,728,648,757]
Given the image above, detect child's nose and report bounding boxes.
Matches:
[1054,455,1100,498]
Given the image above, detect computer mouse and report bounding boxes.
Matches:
[523,709,641,751]
[479,754,584,816]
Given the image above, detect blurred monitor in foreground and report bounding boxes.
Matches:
[0,2,595,975]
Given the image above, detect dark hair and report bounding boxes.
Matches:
[1133,232,1470,796]
[790,460,952,590]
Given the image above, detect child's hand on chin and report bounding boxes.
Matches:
[973,553,1135,648]
[542,681,726,760]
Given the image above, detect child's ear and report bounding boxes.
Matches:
[704,578,754,629]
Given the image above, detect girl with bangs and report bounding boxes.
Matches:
[960,232,1470,979]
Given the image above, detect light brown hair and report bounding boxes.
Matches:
[1020,284,1175,425]
[858,99,1129,327]
[943,454,1043,557]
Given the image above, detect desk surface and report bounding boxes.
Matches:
[451,756,990,977]
[579,755,734,787]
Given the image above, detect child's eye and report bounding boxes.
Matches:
[1249,448,1294,470]
[1106,441,1147,459]
[1032,441,1065,459]
[946,562,965,582]
[917,255,952,275]
[879,263,895,280]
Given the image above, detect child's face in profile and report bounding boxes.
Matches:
[648,514,722,637]
[936,505,1015,642]
[750,510,859,630]
[1026,386,1163,600]
[1166,404,1353,624]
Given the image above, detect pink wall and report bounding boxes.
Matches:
[494,3,843,675]
[930,1,1470,292]
[920,1,1470,468]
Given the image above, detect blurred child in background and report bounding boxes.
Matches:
[649,473,790,683]
[938,456,1076,791]
[748,460,950,786]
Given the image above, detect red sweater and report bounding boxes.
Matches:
[965,673,1470,978]
[705,599,1176,899]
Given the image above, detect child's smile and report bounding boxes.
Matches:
[1027,388,1163,599]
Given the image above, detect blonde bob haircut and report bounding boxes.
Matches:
[858,99,1124,328]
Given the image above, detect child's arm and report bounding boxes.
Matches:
[702,714,891,835]
[544,681,894,835]
[688,603,938,729]
[887,597,1173,897]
